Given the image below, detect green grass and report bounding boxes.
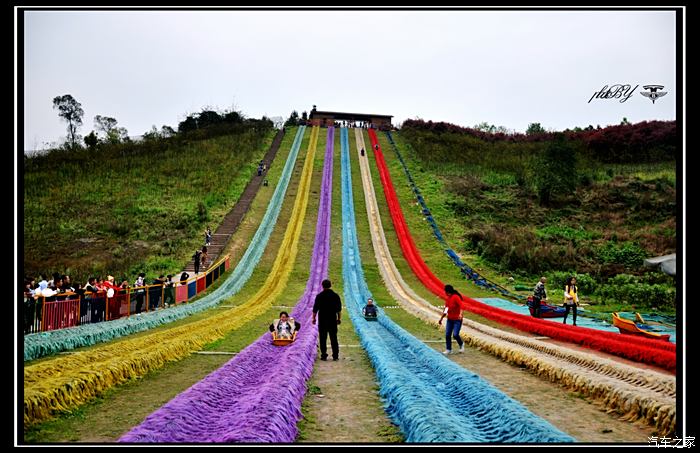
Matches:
[390,131,676,311]
[24,126,275,284]
[23,126,320,441]
[370,131,507,301]
[588,162,676,184]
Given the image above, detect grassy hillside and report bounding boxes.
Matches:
[23,124,274,284]
[393,125,677,312]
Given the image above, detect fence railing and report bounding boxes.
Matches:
[23,255,231,335]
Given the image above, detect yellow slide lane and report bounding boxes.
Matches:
[24,126,321,427]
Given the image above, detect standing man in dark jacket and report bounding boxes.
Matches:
[312,279,342,361]
[532,276,548,318]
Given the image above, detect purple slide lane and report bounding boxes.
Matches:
[120,127,335,443]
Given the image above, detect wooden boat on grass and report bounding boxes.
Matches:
[612,312,671,341]
[526,296,566,318]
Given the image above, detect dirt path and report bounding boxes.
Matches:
[298,323,401,443]
[298,131,401,443]
[180,128,284,276]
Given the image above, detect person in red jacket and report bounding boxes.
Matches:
[438,284,465,355]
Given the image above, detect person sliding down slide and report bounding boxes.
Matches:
[269,311,300,341]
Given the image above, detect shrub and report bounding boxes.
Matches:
[595,282,675,310]
[597,242,648,268]
[547,271,597,295]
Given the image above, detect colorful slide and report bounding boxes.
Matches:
[366,129,675,371]
[120,127,335,443]
[24,127,306,362]
[355,129,675,435]
[383,130,517,298]
[341,127,573,442]
[24,126,321,428]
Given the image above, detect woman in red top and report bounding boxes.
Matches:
[438,284,465,354]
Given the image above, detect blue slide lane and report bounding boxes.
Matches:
[340,127,574,443]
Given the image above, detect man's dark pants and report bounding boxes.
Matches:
[319,322,339,360]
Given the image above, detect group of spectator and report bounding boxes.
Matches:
[330,120,376,129]
[23,271,180,334]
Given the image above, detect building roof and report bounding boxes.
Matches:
[310,110,393,119]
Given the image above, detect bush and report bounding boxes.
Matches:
[547,271,597,295]
[532,134,576,205]
[595,282,676,310]
[596,241,647,268]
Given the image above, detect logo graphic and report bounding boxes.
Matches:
[588,84,637,103]
[641,85,667,104]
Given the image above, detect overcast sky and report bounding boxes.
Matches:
[21,8,678,150]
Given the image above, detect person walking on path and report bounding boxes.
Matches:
[201,246,209,271]
[438,284,465,354]
[193,249,202,274]
[532,277,548,318]
[205,227,212,246]
[312,279,342,361]
[563,276,579,326]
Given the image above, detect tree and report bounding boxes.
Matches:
[223,110,243,124]
[161,125,176,138]
[94,115,118,136]
[526,122,545,135]
[94,115,127,144]
[533,133,576,206]
[474,122,496,133]
[301,111,308,122]
[142,125,161,141]
[198,110,223,128]
[110,127,129,143]
[270,116,284,129]
[52,94,84,148]
[284,110,299,127]
[84,131,98,150]
[178,115,198,133]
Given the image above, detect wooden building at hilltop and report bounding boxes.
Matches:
[308,106,393,129]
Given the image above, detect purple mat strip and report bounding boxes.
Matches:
[120,127,335,443]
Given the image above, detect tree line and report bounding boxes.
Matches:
[51,94,274,151]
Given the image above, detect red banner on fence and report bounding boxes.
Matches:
[42,298,80,332]
[176,285,188,304]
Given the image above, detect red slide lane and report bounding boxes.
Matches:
[367,129,675,371]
